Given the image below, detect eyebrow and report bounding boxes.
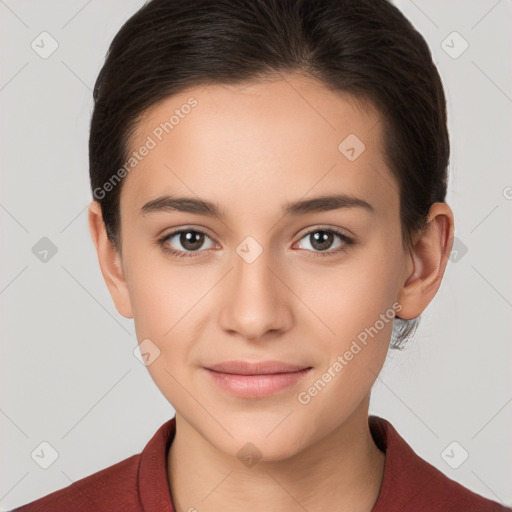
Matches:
[139,193,375,218]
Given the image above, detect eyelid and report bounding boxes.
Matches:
[295,224,352,240]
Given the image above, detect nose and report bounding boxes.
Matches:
[219,248,293,342]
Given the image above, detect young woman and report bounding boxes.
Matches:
[12,0,510,511]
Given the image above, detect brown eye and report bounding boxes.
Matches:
[159,228,217,258]
[177,230,205,251]
[296,228,354,256]
[309,230,336,251]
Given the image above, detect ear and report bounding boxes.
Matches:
[396,202,455,320]
[88,200,133,319]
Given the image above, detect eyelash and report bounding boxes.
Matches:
[157,227,355,260]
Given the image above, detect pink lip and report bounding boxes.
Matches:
[203,360,313,398]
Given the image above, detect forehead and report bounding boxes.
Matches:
[122,73,398,221]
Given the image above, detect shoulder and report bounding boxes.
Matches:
[10,454,142,512]
[10,417,177,512]
[369,416,511,512]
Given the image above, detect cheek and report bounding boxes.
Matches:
[296,271,394,385]
[125,245,205,336]
[126,260,203,407]
[292,239,402,384]
[127,229,402,346]
[129,277,174,338]
[291,262,397,432]
[296,252,400,344]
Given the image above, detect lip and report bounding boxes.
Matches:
[203,360,313,398]
[205,360,311,375]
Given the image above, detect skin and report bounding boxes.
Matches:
[88,72,454,512]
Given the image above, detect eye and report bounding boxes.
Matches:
[158,226,355,259]
[158,228,218,258]
[295,227,354,257]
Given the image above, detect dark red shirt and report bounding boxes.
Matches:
[11,415,510,511]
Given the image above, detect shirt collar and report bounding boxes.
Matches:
[137,414,412,512]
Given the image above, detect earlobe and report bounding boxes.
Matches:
[396,203,455,320]
[87,200,134,319]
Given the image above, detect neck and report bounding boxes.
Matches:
[167,400,385,512]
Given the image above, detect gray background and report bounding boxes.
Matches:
[1,0,511,509]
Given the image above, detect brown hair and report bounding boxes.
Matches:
[89,0,450,349]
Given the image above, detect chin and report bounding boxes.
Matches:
[206,419,309,464]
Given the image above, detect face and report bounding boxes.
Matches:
[113,73,411,460]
